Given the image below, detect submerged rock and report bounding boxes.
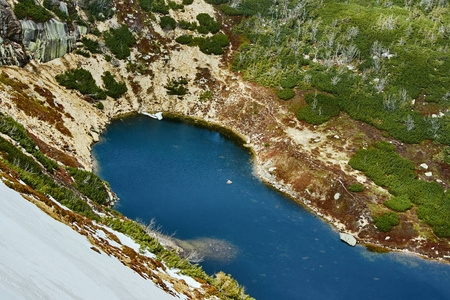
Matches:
[21,18,87,62]
[339,232,357,247]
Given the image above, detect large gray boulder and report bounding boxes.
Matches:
[21,18,87,62]
[339,232,357,247]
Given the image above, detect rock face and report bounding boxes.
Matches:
[0,0,28,66]
[21,18,86,62]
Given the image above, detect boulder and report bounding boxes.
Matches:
[339,232,357,247]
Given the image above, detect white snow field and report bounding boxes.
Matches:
[0,180,178,300]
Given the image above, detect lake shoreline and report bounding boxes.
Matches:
[96,111,450,265]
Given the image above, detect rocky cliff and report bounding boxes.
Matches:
[0,0,28,66]
[0,0,88,66]
[21,18,87,62]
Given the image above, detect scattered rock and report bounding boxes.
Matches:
[420,163,428,169]
[334,193,340,200]
[425,172,432,177]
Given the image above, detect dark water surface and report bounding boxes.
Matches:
[92,115,450,300]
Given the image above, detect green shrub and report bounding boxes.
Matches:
[168,1,183,10]
[280,75,297,89]
[14,0,52,23]
[199,90,213,101]
[104,25,135,59]
[178,20,197,31]
[220,4,242,15]
[182,0,194,4]
[348,183,364,192]
[81,37,101,53]
[67,167,110,205]
[91,27,101,36]
[165,78,188,96]
[196,13,221,34]
[278,88,295,100]
[374,212,399,232]
[0,135,98,220]
[96,102,104,109]
[75,49,91,58]
[204,0,229,4]
[102,71,127,99]
[0,113,58,172]
[175,34,193,45]
[55,68,106,100]
[139,0,169,14]
[160,16,177,30]
[384,195,412,212]
[349,142,449,236]
[297,93,340,124]
[87,0,114,21]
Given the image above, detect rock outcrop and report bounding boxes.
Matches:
[21,18,87,62]
[0,0,28,66]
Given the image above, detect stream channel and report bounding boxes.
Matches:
[92,114,450,300]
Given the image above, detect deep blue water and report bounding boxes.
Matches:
[92,115,450,300]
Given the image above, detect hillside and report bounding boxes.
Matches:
[0,0,448,297]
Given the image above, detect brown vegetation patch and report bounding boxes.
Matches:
[28,132,82,168]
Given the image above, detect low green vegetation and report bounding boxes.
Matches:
[81,37,101,54]
[87,0,115,21]
[277,88,295,100]
[384,195,412,212]
[67,167,110,205]
[102,71,127,99]
[160,16,177,30]
[104,25,136,59]
[75,49,91,58]
[165,77,188,96]
[14,0,52,23]
[139,0,169,14]
[0,113,58,173]
[228,0,449,145]
[348,183,364,192]
[55,68,106,100]
[349,141,449,236]
[374,212,399,232]
[56,69,127,100]
[199,90,213,101]
[104,217,254,299]
[196,13,221,34]
[176,33,230,55]
[297,92,340,124]
[0,135,98,220]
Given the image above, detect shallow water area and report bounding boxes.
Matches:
[92,115,450,300]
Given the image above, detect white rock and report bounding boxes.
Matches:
[385,236,390,240]
[334,135,340,139]
[226,180,232,184]
[339,233,356,247]
[268,167,277,172]
[437,179,442,183]
[419,163,428,169]
[334,193,341,200]
[425,172,432,177]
